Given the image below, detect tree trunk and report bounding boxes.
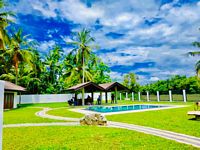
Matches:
[15,63,18,85]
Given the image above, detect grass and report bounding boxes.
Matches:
[3,107,65,124]
[134,94,200,102]
[107,103,200,137]
[47,107,84,118]
[3,126,198,150]
[18,102,68,108]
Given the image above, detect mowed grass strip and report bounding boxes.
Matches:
[3,126,198,150]
[47,108,84,118]
[4,107,66,124]
[107,104,200,137]
[19,102,68,108]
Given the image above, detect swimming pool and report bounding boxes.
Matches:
[87,105,168,113]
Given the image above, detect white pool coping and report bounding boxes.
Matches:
[70,104,188,116]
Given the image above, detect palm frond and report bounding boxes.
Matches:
[187,51,200,56]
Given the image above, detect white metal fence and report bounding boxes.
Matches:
[17,93,111,104]
[119,90,199,102]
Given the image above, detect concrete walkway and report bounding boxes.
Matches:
[108,121,200,148]
[35,107,80,122]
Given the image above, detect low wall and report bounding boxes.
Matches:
[17,93,111,104]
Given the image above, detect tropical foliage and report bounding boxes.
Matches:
[122,72,140,92]
[0,1,111,94]
[188,28,200,77]
[140,75,200,94]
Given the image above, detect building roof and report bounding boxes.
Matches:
[66,82,105,92]
[99,82,129,91]
[1,80,26,92]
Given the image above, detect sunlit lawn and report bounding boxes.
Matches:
[3,101,200,149]
[3,107,66,124]
[107,102,200,137]
[3,126,198,150]
[48,107,84,118]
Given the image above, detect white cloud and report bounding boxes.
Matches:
[38,40,55,52]
[9,0,200,84]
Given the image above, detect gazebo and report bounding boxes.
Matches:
[66,82,105,105]
[99,82,129,103]
[66,81,129,105]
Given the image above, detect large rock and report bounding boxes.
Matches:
[80,114,107,126]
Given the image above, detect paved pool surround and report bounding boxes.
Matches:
[70,104,187,115]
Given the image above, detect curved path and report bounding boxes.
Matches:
[4,107,200,148]
[35,107,79,122]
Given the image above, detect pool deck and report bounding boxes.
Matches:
[70,104,187,115]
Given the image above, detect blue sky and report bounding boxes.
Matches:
[6,0,200,84]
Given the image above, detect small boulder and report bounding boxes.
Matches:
[80,114,107,126]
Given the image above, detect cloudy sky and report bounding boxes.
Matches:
[6,0,200,84]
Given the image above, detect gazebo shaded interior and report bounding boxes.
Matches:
[66,82,129,105]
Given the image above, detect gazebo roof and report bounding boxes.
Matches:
[99,82,129,91]
[66,82,105,92]
[2,80,26,92]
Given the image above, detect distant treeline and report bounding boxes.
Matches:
[139,75,200,94]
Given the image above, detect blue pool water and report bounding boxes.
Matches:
[87,105,167,113]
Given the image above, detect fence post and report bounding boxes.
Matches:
[138,92,141,101]
[0,81,5,150]
[120,93,122,100]
[183,90,187,102]
[169,90,172,102]
[126,92,128,100]
[157,91,160,102]
[132,92,134,101]
[147,91,150,102]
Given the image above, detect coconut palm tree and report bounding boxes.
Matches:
[69,28,96,83]
[188,40,200,77]
[187,28,200,77]
[67,29,97,105]
[3,29,33,85]
[0,0,14,50]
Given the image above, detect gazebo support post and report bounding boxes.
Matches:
[91,92,94,104]
[105,92,108,103]
[82,88,85,106]
[74,93,77,105]
[115,86,118,104]
[100,92,102,105]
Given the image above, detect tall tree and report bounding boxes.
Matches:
[43,45,64,93]
[69,28,96,83]
[3,29,33,84]
[122,72,139,92]
[0,0,14,50]
[68,29,97,105]
[188,28,200,77]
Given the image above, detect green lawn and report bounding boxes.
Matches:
[18,102,68,108]
[3,126,197,150]
[3,107,65,124]
[107,103,200,137]
[47,107,84,118]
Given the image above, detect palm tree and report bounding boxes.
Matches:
[188,41,200,77]
[187,28,200,77]
[69,29,96,83]
[4,29,33,85]
[0,0,14,50]
[68,29,97,105]
[42,45,64,93]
